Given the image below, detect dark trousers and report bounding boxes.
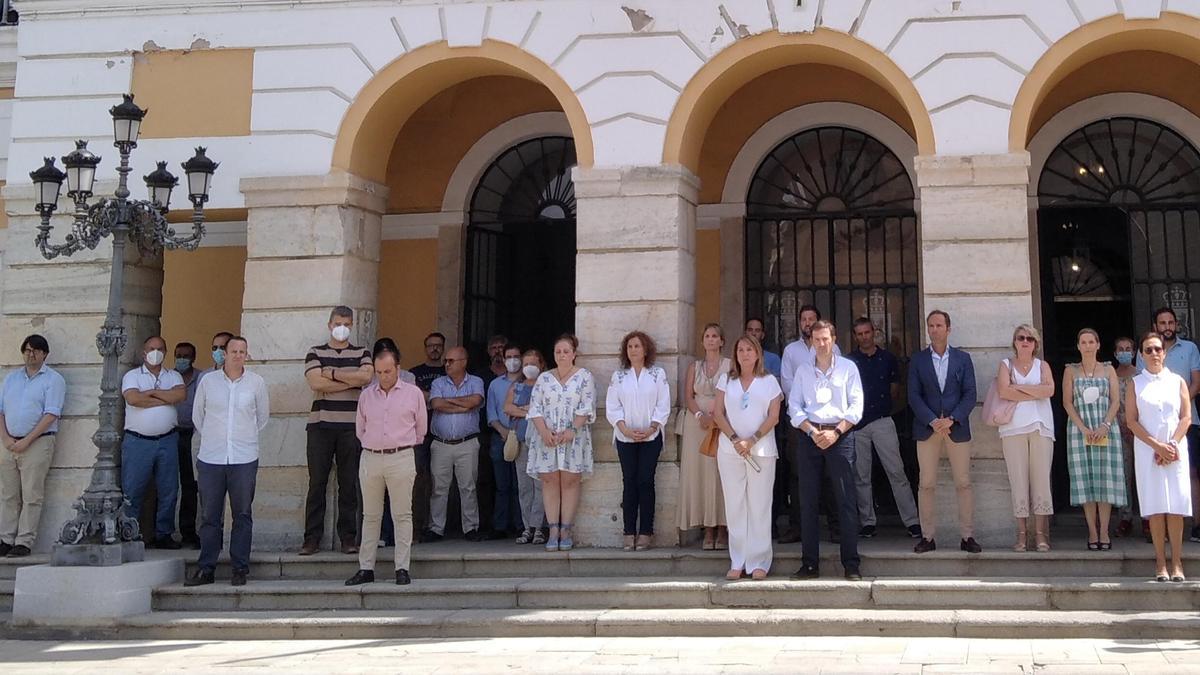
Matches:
[176,427,198,541]
[121,431,179,540]
[197,459,258,573]
[413,436,432,533]
[489,433,522,532]
[616,435,664,536]
[787,426,841,533]
[773,422,797,529]
[796,431,860,570]
[303,427,361,546]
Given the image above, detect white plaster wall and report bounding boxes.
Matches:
[2,1,1199,204]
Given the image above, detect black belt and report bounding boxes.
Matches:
[126,429,177,441]
[365,446,414,455]
[431,433,478,445]
[811,423,842,432]
[11,431,55,441]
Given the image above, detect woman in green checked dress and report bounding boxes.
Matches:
[1061,328,1127,550]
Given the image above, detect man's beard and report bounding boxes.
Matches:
[801,328,812,339]
[1161,329,1176,341]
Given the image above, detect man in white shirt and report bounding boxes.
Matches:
[121,335,186,549]
[788,320,864,581]
[185,336,270,587]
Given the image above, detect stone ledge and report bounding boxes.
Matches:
[915,153,1031,188]
[240,171,389,213]
[573,165,699,203]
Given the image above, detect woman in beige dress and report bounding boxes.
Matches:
[677,323,729,549]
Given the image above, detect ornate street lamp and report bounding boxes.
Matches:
[29,93,218,566]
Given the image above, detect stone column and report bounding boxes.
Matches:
[572,165,698,547]
[0,182,164,552]
[916,152,1032,548]
[239,171,386,549]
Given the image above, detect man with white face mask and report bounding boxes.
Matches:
[484,344,526,539]
[301,306,375,555]
[121,335,186,549]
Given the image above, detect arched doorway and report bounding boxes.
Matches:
[744,126,920,355]
[463,136,577,361]
[1037,116,1200,505]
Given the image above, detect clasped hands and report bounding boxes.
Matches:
[1153,439,1180,466]
[929,416,954,436]
[539,427,577,447]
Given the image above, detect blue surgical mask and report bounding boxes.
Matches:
[1115,351,1133,365]
[212,348,226,366]
[174,358,192,373]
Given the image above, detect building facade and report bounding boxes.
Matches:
[2,0,1200,550]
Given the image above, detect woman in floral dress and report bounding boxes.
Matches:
[527,334,596,552]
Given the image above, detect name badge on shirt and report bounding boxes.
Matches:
[815,387,832,404]
[1082,386,1101,405]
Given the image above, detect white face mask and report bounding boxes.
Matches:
[505,357,522,374]
[331,325,351,342]
[145,349,165,367]
[522,365,540,380]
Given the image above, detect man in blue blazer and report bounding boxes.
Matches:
[907,310,982,554]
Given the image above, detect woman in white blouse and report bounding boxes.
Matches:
[605,331,672,551]
[712,334,781,580]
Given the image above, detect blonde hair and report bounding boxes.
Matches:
[729,334,767,379]
[1012,323,1043,357]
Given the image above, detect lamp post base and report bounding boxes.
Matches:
[51,540,145,567]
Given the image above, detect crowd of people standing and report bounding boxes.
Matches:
[0,302,1194,586]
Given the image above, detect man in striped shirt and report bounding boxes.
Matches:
[300,306,374,555]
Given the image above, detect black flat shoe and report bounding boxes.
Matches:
[396,569,411,585]
[790,564,820,580]
[1098,541,1112,551]
[960,537,982,553]
[1087,541,1100,551]
[1155,573,1170,582]
[344,569,375,586]
[844,567,862,581]
[1171,574,1186,582]
[913,538,936,554]
[231,570,247,586]
[184,569,215,587]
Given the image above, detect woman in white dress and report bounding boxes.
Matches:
[527,334,596,552]
[1125,332,1191,582]
[712,334,781,581]
[678,324,729,549]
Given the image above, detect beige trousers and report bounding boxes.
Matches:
[916,434,974,540]
[1000,431,1055,517]
[0,434,56,548]
[358,448,417,572]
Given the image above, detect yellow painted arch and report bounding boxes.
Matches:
[663,29,934,170]
[333,41,593,183]
[1010,12,1200,151]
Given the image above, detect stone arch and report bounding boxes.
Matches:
[332,40,593,184]
[663,29,934,175]
[1010,12,1200,152]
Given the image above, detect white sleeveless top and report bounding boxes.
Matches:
[999,358,1056,440]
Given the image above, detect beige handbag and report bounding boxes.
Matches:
[502,428,520,462]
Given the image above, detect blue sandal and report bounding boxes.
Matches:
[544,523,560,552]
[558,523,574,551]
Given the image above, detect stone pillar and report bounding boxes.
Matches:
[239,171,386,549]
[916,152,1032,548]
[572,165,698,547]
[0,182,164,552]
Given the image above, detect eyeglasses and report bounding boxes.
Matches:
[21,348,39,355]
[1143,346,1165,354]
[1015,335,1037,343]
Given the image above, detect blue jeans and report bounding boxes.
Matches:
[796,431,860,570]
[489,432,522,531]
[616,436,663,535]
[121,431,179,540]
[197,459,258,573]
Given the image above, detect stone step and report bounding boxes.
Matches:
[0,580,10,611]
[5,607,1199,640]
[151,576,1200,612]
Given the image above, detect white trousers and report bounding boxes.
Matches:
[718,452,776,574]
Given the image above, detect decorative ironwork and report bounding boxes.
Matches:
[1039,117,1200,207]
[29,94,216,566]
[464,137,576,359]
[745,127,919,358]
[747,127,914,217]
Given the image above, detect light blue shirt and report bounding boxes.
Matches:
[1138,337,1200,425]
[0,364,66,436]
[487,375,519,430]
[788,354,864,428]
[430,373,485,440]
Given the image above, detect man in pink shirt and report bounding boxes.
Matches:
[345,349,427,586]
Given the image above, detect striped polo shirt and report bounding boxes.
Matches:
[305,342,372,429]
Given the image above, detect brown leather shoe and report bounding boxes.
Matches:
[340,541,359,554]
[298,542,320,556]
